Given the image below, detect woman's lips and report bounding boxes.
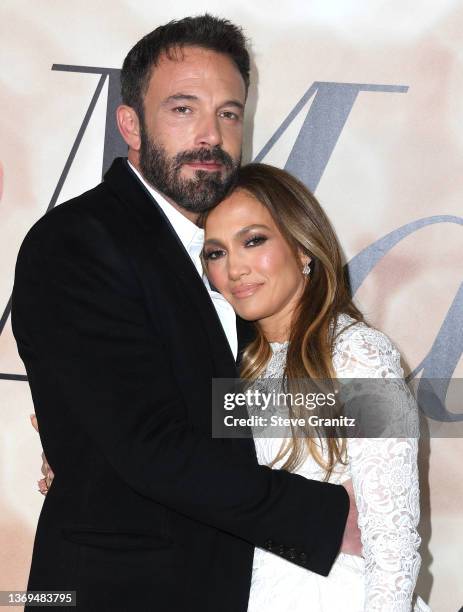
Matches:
[231,283,263,299]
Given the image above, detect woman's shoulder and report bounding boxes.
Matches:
[332,313,403,378]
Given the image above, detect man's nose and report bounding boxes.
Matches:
[195,113,222,148]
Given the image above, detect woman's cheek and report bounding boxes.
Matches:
[209,262,228,294]
[252,248,283,276]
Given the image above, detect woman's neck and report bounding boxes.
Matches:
[257,298,298,344]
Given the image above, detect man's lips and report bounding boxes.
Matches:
[230,283,264,299]
[185,161,223,171]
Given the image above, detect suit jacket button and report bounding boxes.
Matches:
[300,552,307,565]
[288,547,297,560]
[277,544,285,556]
[264,539,273,550]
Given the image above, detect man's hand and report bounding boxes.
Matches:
[30,414,54,495]
[340,478,362,556]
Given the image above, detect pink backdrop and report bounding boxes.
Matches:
[1,2,462,609]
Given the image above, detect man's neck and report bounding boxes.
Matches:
[128,154,199,225]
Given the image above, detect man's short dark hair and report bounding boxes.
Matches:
[121,14,250,121]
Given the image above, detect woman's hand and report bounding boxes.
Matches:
[30,414,54,495]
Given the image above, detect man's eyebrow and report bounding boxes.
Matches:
[162,94,244,111]
[162,94,199,105]
[221,99,245,111]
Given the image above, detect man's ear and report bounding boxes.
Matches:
[116,105,141,151]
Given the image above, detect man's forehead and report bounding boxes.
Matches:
[148,46,246,95]
[155,45,231,67]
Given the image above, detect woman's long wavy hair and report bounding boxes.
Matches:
[205,163,365,479]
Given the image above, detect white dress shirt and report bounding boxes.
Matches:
[128,161,238,359]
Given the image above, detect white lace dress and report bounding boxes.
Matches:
[247,314,430,612]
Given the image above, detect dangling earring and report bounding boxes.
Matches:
[302,260,311,276]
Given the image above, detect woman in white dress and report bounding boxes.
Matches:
[202,163,430,612]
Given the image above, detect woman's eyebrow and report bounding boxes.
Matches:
[203,237,223,247]
[204,224,271,246]
[235,224,271,237]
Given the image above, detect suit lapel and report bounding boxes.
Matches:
[104,158,256,459]
[104,158,237,377]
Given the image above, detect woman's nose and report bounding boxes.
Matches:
[227,251,251,281]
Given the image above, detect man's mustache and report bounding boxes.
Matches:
[174,147,235,170]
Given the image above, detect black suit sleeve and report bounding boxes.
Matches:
[12,208,349,577]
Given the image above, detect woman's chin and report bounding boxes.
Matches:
[233,304,267,322]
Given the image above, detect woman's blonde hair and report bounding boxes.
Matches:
[205,163,364,478]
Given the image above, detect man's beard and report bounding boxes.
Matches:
[139,123,241,214]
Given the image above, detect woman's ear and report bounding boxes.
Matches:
[299,252,312,275]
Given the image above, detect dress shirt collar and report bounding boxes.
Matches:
[127,160,205,257]
[127,160,238,359]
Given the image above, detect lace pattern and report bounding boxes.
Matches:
[248,313,429,612]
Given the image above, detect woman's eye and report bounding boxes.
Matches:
[204,249,225,261]
[245,235,267,247]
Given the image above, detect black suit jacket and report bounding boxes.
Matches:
[12,158,349,611]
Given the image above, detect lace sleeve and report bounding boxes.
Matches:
[333,322,422,612]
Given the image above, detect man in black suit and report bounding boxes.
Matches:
[12,15,358,611]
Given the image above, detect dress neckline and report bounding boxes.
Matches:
[269,340,289,351]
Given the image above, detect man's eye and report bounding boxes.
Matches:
[204,249,225,261]
[219,111,239,120]
[245,235,267,247]
[173,106,191,114]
